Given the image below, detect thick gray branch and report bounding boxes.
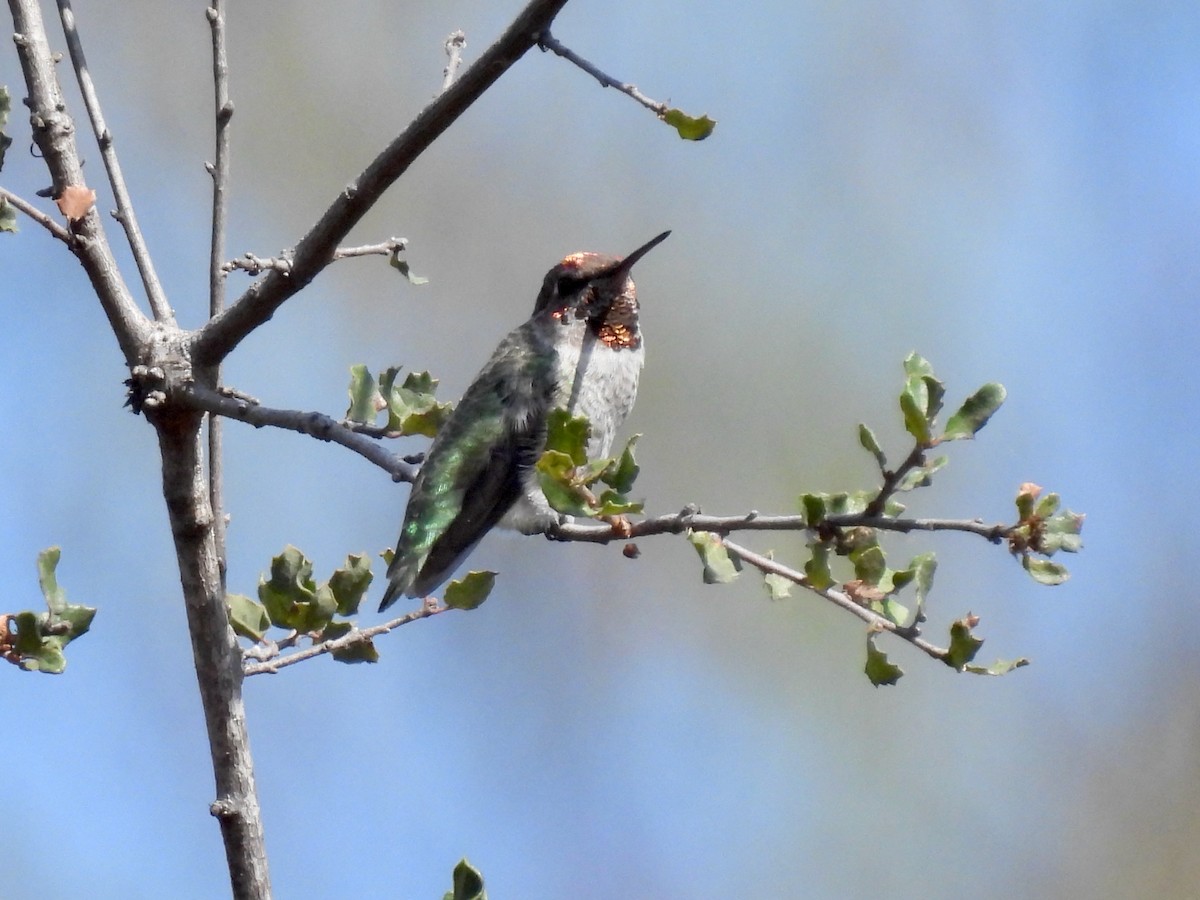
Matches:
[190,0,569,367]
[8,0,152,364]
[154,411,271,897]
[181,383,419,483]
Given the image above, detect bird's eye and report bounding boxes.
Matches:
[556,275,583,297]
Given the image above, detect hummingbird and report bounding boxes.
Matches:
[379,231,670,611]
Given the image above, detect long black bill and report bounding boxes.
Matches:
[606,230,671,280]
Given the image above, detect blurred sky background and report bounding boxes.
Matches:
[3,1,1199,897]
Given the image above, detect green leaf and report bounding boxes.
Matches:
[328,553,373,616]
[445,858,488,900]
[943,383,1006,440]
[1022,556,1070,585]
[591,490,643,517]
[763,569,792,600]
[964,657,1030,676]
[385,370,452,437]
[900,383,932,445]
[850,544,887,585]
[804,542,834,590]
[545,409,591,466]
[1041,510,1085,554]
[226,593,270,642]
[0,197,15,234]
[0,85,11,173]
[389,251,429,285]
[320,622,380,664]
[258,546,337,632]
[945,616,984,670]
[1015,482,1042,521]
[11,611,66,673]
[1035,491,1061,519]
[895,455,948,492]
[858,423,886,469]
[800,493,826,527]
[444,571,496,610]
[661,108,716,141]
[37,546,67,611]
[601,434,641,493]
[536,450,592,517]
[865,634,903,686]
[345,364,379,424]
[909,552,936,622]
[687,531,740,584]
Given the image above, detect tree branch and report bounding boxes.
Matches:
[222,238,407,275]
[190,0,571,368]
[180,383,420,483]
[0,185,72,242]
[55,0,173,325]
[538,31,669,116]
[721,539,950,663]
[206,0,232,594]
[551,509,1013,543]
[441,30,466,93]
[243,600,447,676]
[154,410,271,897]
[8,0,152,365]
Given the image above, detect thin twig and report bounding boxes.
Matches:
[243,601,447,675]
[552,510,1012,543]
[721,539,949,663]
[538,31,668,115]
[9,0,152,364]
[207,0,232,592]
[180,383,420,483]
[56,0,173,325]
[0,186,72,242]
[191,0,571,368]
[441,30,466,93]
[222,238,407,275]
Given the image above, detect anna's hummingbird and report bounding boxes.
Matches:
[379,231,669,611]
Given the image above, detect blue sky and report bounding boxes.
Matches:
[3,2,1198,897]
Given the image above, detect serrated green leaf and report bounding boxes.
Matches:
[328,553,373,616]
[545,409,591,466]
[0,85,11,174]
[0,197,15,233]
[661,108,716,141]
[226,593,270,642]
[1022,556,1070,585]
[37,546,66,611]
[11,611,66,673]
[946,617,984,670]
[345,364,379,424]
[865,634,903,686]
[389,253,429,285]
[386,370,451,437]
[800,493,826,527]
[258,546,336,631]
[591,490,643,517]
[964,657,1030,676]
[910,552,936,621]
[446,858,488,900]
[536,450,592,516]
[850,544,887,585]
[763,570,792,600]
[687,531,740,584]
[943,382,1006,440]
[1035,491,1061,519]
[804,542,834,590]
[323,621,379,664]
[858,423,886,469]
[900,385,932,445]
[444,571,496,610]
[896,455,948,492]
[903,352,934,379]
[601,434,641,493]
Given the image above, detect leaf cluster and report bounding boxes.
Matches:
[345,364,453,438]
[1,548,96,673]
[536,409,643,518]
